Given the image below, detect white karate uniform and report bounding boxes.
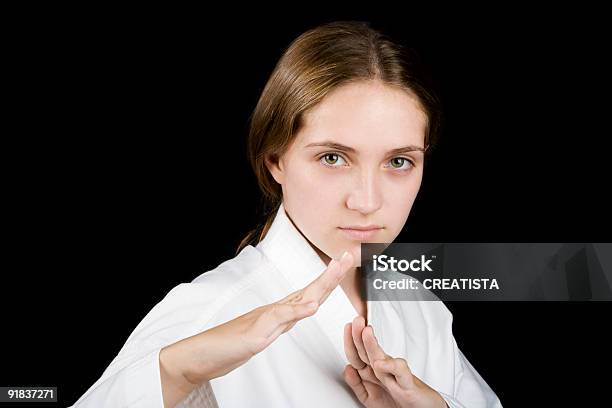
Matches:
[71,202,502,407]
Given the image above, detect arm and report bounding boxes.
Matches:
[70,338,218,408]
[159,341,202,408]
[69,347,167,407]
[72,252,354,407]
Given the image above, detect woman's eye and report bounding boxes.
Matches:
[386,157,414,171]
[320,153,347,167]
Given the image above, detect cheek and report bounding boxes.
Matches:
[284,166,338,205]
[282,166,340,234]
[383,173,423,236]
[396,177,421,207]
[394,168,422,202]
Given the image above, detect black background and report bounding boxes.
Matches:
[3,6,611,407]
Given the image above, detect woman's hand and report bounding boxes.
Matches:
[161,251,354,394]
[343,316,448,408]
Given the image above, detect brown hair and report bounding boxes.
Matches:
[236,20,442,255]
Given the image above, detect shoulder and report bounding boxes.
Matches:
[191,244,268,288]
[164,244,274,316]
[187,245,292,323]
[122,245,276,348]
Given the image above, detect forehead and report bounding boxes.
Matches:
[296,80,427,149]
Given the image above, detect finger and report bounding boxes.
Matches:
[351,316,370,365]
[277,288,307,304]
[305,251,353,304]
[361,325,397,386]
[344,323,367,370]
[357,364,385,387]
[362,325,387,363]
[343,365,369,404]
[343,326,384,387]
[373,358,414,390]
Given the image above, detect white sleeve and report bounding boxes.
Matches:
[68,347,165,407]
[69,344,219,408]
[68,248,272,407]
[68,282,229,408]
[439,343,503,408]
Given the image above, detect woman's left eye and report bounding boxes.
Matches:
[385,157,414,171]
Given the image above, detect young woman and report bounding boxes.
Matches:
[72,21,502,408]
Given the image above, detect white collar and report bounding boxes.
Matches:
[256,201,328,291]
[256,202,366,363]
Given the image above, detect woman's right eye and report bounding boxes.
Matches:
[319,153,348,168]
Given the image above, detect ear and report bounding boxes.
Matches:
[265,153,284,185]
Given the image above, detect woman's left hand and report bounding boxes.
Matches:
[343,316,448,408]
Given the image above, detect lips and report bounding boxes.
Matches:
[341,225,382,231]
[338,226,383,241]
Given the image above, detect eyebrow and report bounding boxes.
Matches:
[304,141,427,154]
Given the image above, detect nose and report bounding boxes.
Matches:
[346,168,383,215]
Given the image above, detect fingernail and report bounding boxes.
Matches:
[307,302,318,310]
[340,251,350,262]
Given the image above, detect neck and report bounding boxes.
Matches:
[314,247,360,282]
[309,243,367,318]
[340,266,361,296]
[340,265,367,319]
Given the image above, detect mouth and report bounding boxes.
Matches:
[338,226,384,241]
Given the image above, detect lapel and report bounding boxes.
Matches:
[256,202,370,365]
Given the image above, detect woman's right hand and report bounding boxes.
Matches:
[160,250,354,394]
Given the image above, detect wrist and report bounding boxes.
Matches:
[160,340,202,392]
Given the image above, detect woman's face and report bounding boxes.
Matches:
[267,80,428,267]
